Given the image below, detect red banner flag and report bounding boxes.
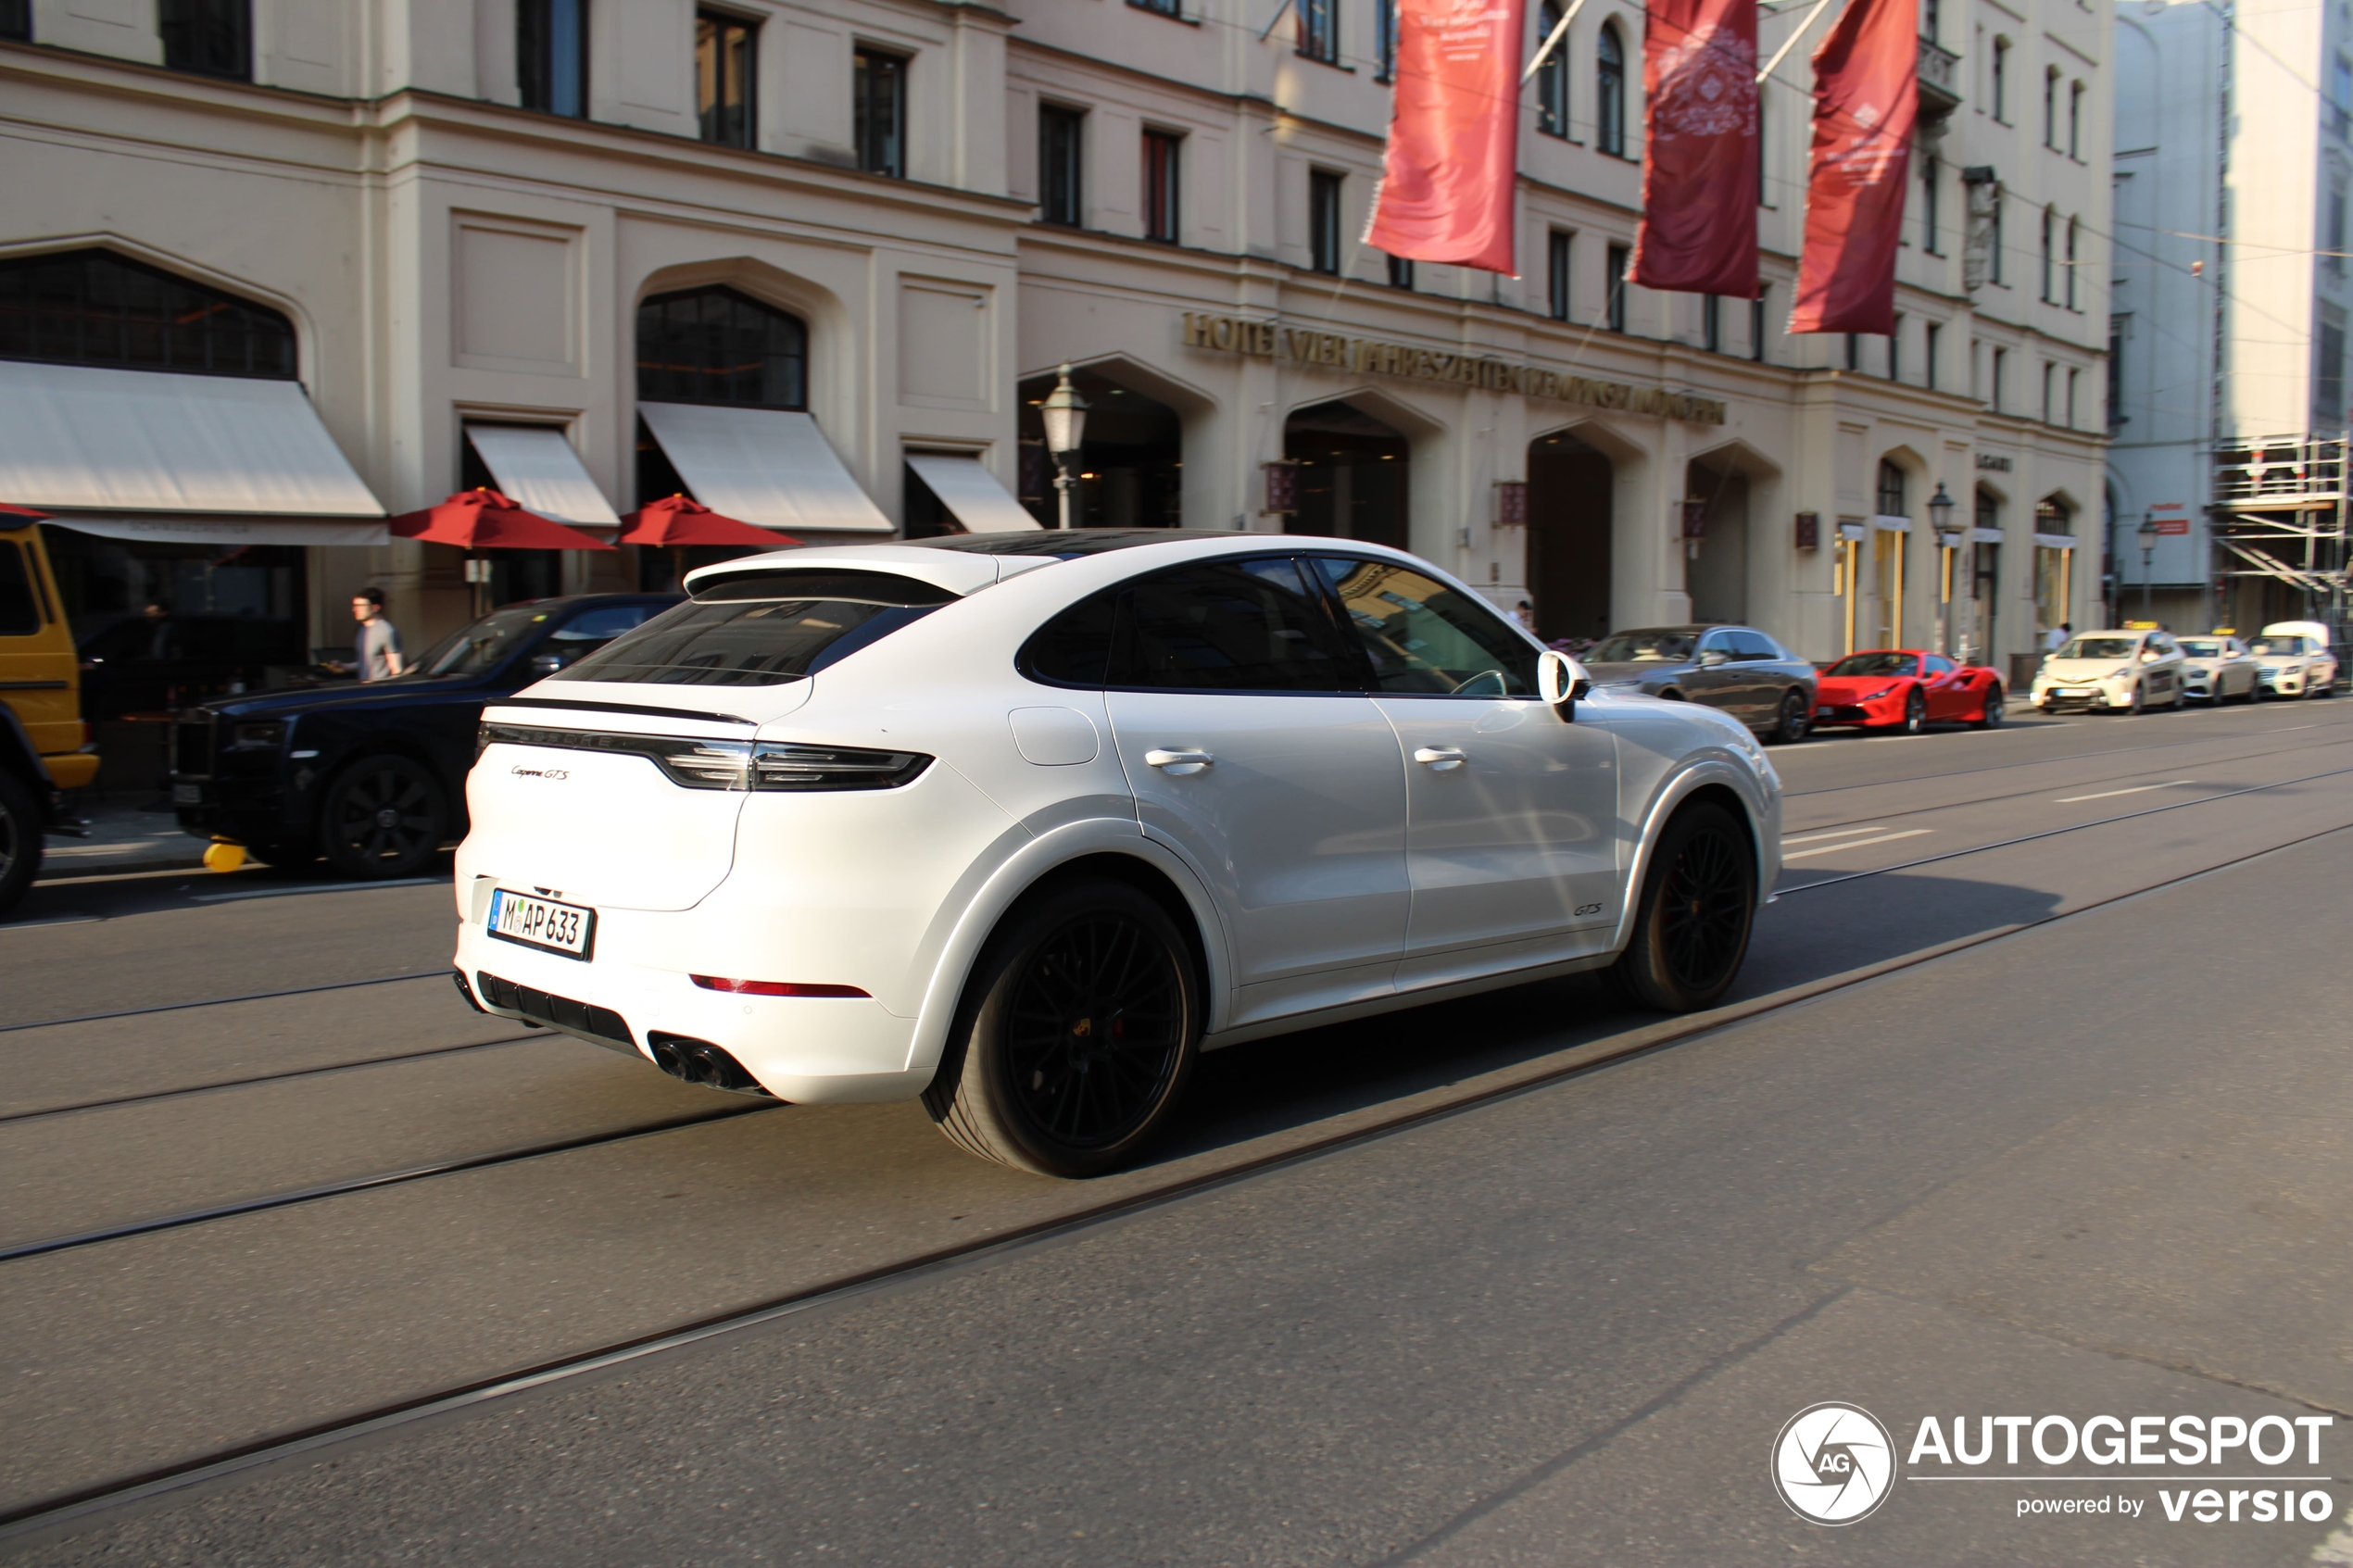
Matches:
[1365,0,1529,275]
[1629,0,1760,297]
[1789,0,1918,333]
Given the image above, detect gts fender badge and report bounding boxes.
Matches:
[510,765,570,780]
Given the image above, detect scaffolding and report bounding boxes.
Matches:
[2208,434,2350,629]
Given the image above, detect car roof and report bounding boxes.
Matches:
[901,528,1262,558]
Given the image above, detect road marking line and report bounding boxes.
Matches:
[1780,825,1892,847]
[1780,829,1931,860]
[194,877,441,904]
[2054,780,2195,803]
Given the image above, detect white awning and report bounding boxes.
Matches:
[0,360,383,516]
[905,453,1041,533]
[1971,527,2006,544]
[2033,533,2077,550]
[638,402,892,533]
[43,513,388,546]
[464,424,619,527]
[1869,514,1911,533]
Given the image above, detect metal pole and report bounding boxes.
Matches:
[1054,458,1075,531]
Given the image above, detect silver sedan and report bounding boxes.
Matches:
[2176,635,2260,704]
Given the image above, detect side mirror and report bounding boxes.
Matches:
[529,652,565,676]
[1540,650,1592,717]
[1697,648,1730,667]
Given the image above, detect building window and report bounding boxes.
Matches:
[2320,322,2347,426]
[1992,345,2007,411]
[518,0,588,119]
[2068,80,2082,158]
[1888,315,1902,381]
[1703,295,1721,353]
[853,47,907,176]
[1922,0,1940,44]
[1845,332,1860,371]
[1130,0,1180,15]
[1596,24,1627,157]
[1536,1,1569,138]
[696,13,756,149]
[1990,191,2005,284]
[1921,157,1942,254]
[2331,187,2347,279]
[1992,38,2009,123]
[1299,0,1339,65]
[1142,129,1182,243]
[0,249,296,378]
[1925,321,1941,390]
[1605,242,1629,331]
[2334,55,2352,139]
[2066,367,2080,428]
[1751,290,1768,361]
[1386,254,1416,290]
[636,285,807,409]
[1310,170,1343,275]
[2064,216,2080,308]
[1547,230,1572,320]
[1039,106,1085,226]
[1375,0,1397,80]
[2035,495,2072,534]
[0,0,25,40]
[1877,459,1907,519]
[2043,68,2059,148]
[2108,315,2126,425]
[2041,361,2056,422]
[158,0,249,81]
[2039,207,2054,302]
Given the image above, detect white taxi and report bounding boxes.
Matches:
[2248,621,2339,698]
[2175,634,2259,705]
[2031,629,2187,714]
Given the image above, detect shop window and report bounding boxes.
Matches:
[1536,1,1568,138]
[0,249,295,379]
[1876,459,1907,519]
[696,12,756,149]
[1596,24,1626,156]
[1142,130,1182,242]
[1310,170,1343,275]
[1547,230,1572,321]
[1298,0,1338,65]
[159,0,249,81]
[519,0,588,119]
[2034,495,2071,534]
[0,0,28,42]
[854,45,907,176]
[1040,105,1085,226]
[635,285,807,408]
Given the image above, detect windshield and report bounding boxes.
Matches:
[556,571,953,686]
[1589,631,1697,664]
[1825,652,1919,678]
[2249,636,2315,656]
[2176,640,2223,658]
[407,604,555,678]
[2057,636,2139,660]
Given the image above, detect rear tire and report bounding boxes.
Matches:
[924,879,1200,1177]
[1767,689,1810,745]
[1605,802,1757,1013]
[1970,684,2006,729]
[318,756,448,880]
[0,768,43,915]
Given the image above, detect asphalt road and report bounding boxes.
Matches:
[5,697,2352,1565]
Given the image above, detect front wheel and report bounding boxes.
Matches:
[0,768,42,915]
[318,756,449,880]
[925,879,1200,1177]
[1605,802,1757,1013]
[1970,684,2006,728]
[2121,684,2145,717]
[1898,688,1929,735]
[1767,689,1811,745]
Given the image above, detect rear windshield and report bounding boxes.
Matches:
[2249,635,2315,656]
[554,571,953,686]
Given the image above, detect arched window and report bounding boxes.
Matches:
[1876,459,1907,518]
[1537,2,1569,138]
[635,285,807,408]
[2035,495,2072,534]
[0,248,295,378]
[1596,23,1625,157]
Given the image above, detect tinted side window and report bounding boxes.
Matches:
[1697,628,1736,655]
[0,545,43,637]
[1923,654,1957,674]
[1021,590,1120,687]
[1729,629,1780,660]
[1112,558,1361,693]
[1309,556,1537,697]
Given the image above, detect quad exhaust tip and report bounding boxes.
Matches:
[648,1032,777,1098]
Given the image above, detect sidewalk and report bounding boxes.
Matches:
[39,797,212,880]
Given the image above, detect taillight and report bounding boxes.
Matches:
[475,722,929,792]
[691,975,869,997]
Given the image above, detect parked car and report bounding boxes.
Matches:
[2174,634,2260,704]
[0,518,100,913]
[172,594,678,879]
[2248,621,2340,698]
[1811,648,2006,734]
[2030,629,2187,714]
[454,531,1783,1177]
[1580,623,1819,743]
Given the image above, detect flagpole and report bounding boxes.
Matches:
[1755,0,1837,82]
[1521,0,1594,82]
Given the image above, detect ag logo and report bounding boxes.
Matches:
[1772,1402,1896,1524]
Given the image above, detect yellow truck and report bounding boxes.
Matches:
[0,513,98,911]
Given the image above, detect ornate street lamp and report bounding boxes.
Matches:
[1040,364,1090,531]
[2136,512,2161,621]
[1929,483,1963,656]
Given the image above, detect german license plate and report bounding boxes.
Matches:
[172,783,202,804]
[1815,706,1835,717]
[486,888,596,960]
[2055,687,2095,697]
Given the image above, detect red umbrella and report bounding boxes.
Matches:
[388,489,614,551]
[0,503,49,519]
[616,495,796,548]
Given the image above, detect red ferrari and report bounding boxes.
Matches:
[1812,649,2006,734]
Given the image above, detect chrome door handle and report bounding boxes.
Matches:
[1413,746,1467,770]
[1144,748,1214,771]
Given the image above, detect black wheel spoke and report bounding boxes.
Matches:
[1002,909,1185,1153]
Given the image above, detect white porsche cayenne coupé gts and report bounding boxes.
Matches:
[454,531,1782,1176]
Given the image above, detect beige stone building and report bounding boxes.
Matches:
[0,0,2108,686]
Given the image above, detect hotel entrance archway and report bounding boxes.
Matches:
[1527,430,1613,642]
[1283,400,1409,548]
[1015,367,1183,528]
[1683,458,1750,626]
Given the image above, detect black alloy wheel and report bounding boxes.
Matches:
[319,755,449,880]
[1606,801,1756,1013]
[2122,683,2145,717]
[1899,688,1929,735]
[1768,689,1811,745]
[925,879,1199,1177]
[0,767,41,915]
[1971,684,2006,728]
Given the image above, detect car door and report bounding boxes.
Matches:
[1726,629,1790,724]
[1682,628,1748,720]
[1307,555,1623,987]
[1919,653,1969,719]
[2228,639,2256,696]
[1101,556,1410,1027]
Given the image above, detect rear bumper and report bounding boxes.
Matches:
[453,918,928,1104]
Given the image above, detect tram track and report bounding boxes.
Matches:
[0,970,448,1036]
